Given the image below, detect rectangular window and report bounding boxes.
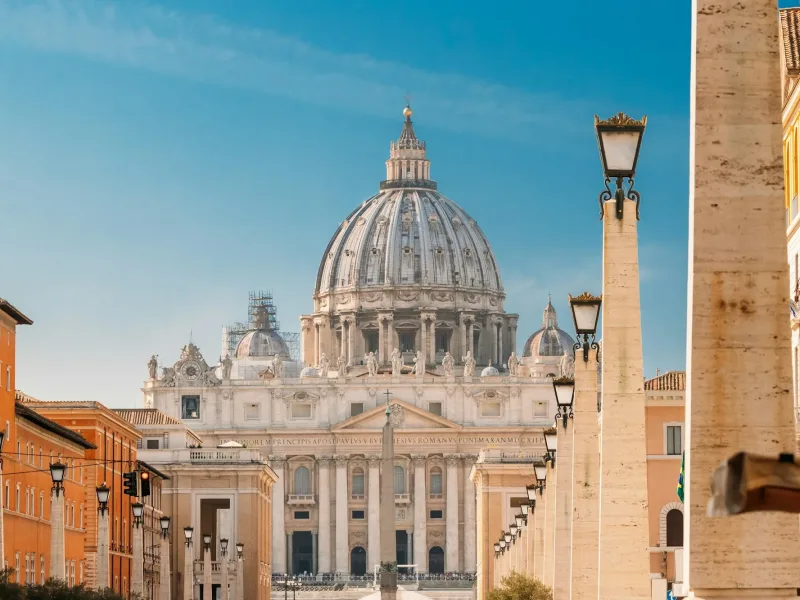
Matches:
[181,395,201,419]
[291,403,312,419]
[350,403,364,417]
[5,366,9,391]
[40,556,45,585]
[146,439,160,450]
[364,332,378,354]
[399,333,415,352]
[351,510,365,520]
[245,404,260,420]
[435,331,449,353]
[294,511,310,520]
[430,509,443,519]
[666,425,682,455]
[428,402,442,417]
[481,402,502,417]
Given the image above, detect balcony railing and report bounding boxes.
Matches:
[138,447,267,465]
[287,494,315,505]
[394,493,411,504]
[193,561,237,575]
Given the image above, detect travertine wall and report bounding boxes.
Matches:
[688,0,800,594]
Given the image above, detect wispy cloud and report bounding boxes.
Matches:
[0,0,601,141]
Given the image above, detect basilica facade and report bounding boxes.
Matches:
[143,106,576,578]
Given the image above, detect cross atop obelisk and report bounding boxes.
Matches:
[379,391,397,600]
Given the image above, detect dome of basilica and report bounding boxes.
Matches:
[522,297,575,359]
[314,106,502,303]
[235,329,291,359]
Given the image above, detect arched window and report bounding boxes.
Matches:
[429,467,443,496]
[294,466,311,495]
[394,466,406,494]
[428,546,445,574]
[666,509,683,547]
[351,468,365,497]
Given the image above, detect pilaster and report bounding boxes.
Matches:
[444,454,460,571]
[317,456,332,573]
[542,463,556,589]
[553,419,573,600]
[334,455,349,574]
[412,455,428,573]
[367,455,381,572]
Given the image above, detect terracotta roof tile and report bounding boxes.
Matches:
[113,409,184,426]
[781,8,800,75]
[644,370,686,392]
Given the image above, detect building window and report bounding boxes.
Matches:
[39,495,43,519]
[291,403,312,419]
[351,468,365,497]
[430,509,443,519]
[5,366,9,391]
[350,403,364,417]
[429,467,443,496]
[14,553,19,583]
[399,333,415,353]
[394,466,406,494]
[364,331,378,354]
[40,556,45,584]
[15,485,20,511]
[352,510,365,519]
[293,466,311,495]
[294,511,310,520]
[666,509,683,546]
[181,395,200,419]
[435,331,449,353]
[146,439,160,450]
[666,425,683,455]
[428,402,442,417]
[245,404,260,420]
[3,482,7,509]
[481,402,502,417]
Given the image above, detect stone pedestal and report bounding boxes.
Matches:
[553,420,573,600]
[203,546,212,600]
[542,464,556,589]
[532,487,546,579]
[597,198,650,600]
[49,490,66,580]
[132,525,144,596]
[159,535,171,600]
[687,0,800,594]
[571,348,600,600]
[183,543,194,600]
[270,458,287,574]
[221,553,229,600]
[96,511,109,590]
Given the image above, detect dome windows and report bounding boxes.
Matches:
[435,247,444,255]
[371,248,380,256]
[403,246,413,255]
[465,249,472,258]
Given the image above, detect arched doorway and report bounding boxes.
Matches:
[351,547,367,576]
[428,546,444,574]
[666,509,683,547]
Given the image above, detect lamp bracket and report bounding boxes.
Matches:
[599,177,641,221]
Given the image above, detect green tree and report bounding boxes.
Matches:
[0,570,142,600]
[487,571,553,600]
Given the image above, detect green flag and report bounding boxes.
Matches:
[677,450,685,502]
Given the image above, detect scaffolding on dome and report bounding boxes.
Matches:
[223,290,299,360]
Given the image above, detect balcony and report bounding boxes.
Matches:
[394,493,411,505]
[287,494,315,506]
[193,560,237,585]
[138,447,267,465]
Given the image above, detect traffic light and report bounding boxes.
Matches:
[140,471,151,498]
[122,471,138,497]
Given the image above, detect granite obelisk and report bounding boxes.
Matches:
[380,401,397,600]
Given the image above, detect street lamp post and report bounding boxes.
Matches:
[220,538,230,600]
[131,502,145,597]
[159,516,171,600]
[202,534,212,600]
[236,543,244,600]
[552,375,576,600]
[49,461,67,581]
[568,291,602,600]
[95,484,110,590]
[183,527,194,600]
[0,430,5,568]
[594,112,651,600]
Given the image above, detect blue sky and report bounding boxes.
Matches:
[1,0,691,406]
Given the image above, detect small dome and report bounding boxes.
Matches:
[300,367,318,378]
[235,329,291,359]
[523,297,575,358]
[481,366,499,377]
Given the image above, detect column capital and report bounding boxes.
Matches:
[411,454,428,467]
[268,456,286,469]
[444,454,461,467]
[366,455,381,467]
[334,455,350,467]
[461,454,479,465]
[317,455,333,466]
[313,315,329,327]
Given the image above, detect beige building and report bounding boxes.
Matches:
[116,408,278,600]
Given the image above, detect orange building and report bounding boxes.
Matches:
[1,298,94,584]
[15,396,143,597]
[644,370,685,595]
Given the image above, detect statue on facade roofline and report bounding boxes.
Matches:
[442,352,455,376]
[412,351,425,376]
[221,354,233,380]
[560,351,575,378]
[318,353,330,377]
[337,354,347,375]
[204,365,221,386]
[462,351,476,377]
[147,355,158,380]
[365,352,378,376]
[508,352,519,376]
[390,347,403,376]
[160,367,176,387]
[273,353,283,378]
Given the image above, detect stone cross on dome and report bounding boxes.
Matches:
[385,103,431,186]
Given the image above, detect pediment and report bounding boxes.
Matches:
[332,399,461,431]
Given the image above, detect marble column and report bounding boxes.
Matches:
[462,455,477,573]
[460,319,467,360]
[467,321,474,355]
[367,456,381,572]
[49,488,65,580]
[221,548,229,600]
[412,455,427,573]
[687,0,800,596]
[96,509,109,590]
[571,347,599,600]
[429,318,436,362]
[159,533,170,600]
[542,463,556,589]
[532,489,545,580]
[334,456,349,574]
[315,324,321,366]
[270,457,287,574]
[387,317,396,356]
[597,192,651,599]
[347,320,354,366]
[339,324,346,359]
[183,541,194,600]
[132,522,144,596]
[419,317,427,360]
[491,323,498,365]
[553,419,574,600]
[203,542,212,600]
[444,454,460,572]
[379,318,386,364]
[317,457,332,573]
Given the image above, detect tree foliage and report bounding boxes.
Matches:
[0,570,142,600]
[487,570,553,600]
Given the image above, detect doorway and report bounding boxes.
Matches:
[350,547,367,575]
[396,531,409,573]
[292,531,313,575]
[428,547,444,574]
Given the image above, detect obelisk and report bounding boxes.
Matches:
[380,403,397,600]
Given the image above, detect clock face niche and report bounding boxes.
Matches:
[181,361,201,380]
